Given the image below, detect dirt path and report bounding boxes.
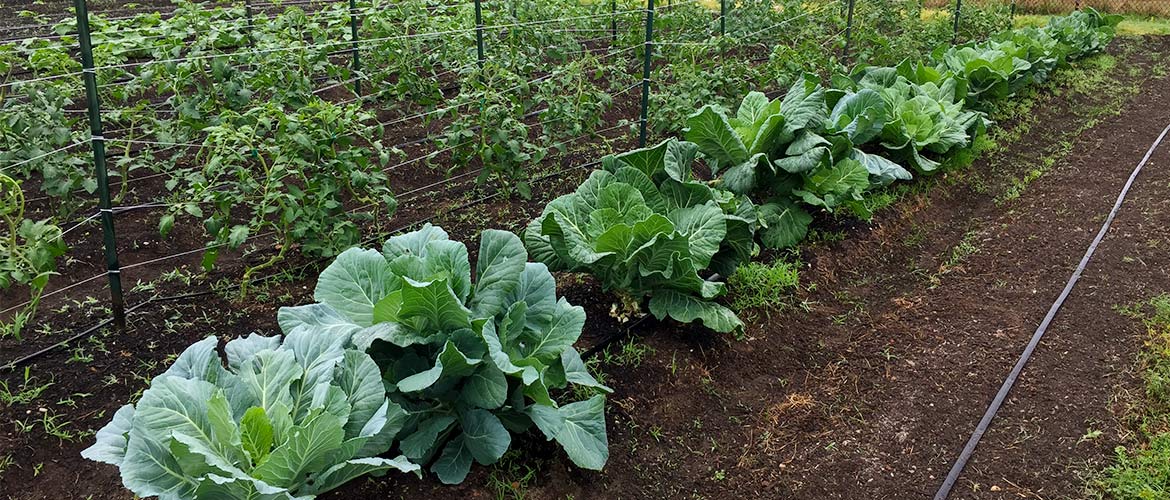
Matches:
[944,56,1170,500]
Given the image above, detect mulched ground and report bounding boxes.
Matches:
[2,10,1170,500]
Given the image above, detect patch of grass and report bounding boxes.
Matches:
[1093,294,1170,498]
[727,259,801,312]
[486,450,541,500]
[599,338,654,367]
[944,229,982,269]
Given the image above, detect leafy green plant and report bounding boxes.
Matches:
[684,79,895,248]
[440,65,546,199]
[0,173,66,339]
[524,138,758,333]
[278,225,610,484]
[164,98,396,297]
[82,330,419,499]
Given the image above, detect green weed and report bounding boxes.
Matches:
[728,260,802,312]
[1094,295,1170,498]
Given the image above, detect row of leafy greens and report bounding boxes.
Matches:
[684,8,1119,250]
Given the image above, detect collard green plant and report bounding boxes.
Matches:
[684,78,900,249]
[524,138,758,333]
[82,330,419,499]
[1045,7,1121,58]
[278,225,610,484]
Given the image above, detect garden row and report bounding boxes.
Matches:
[79,8,1121,499]
[0,0,1011,341]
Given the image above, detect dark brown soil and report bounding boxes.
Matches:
[3,9,1170,500]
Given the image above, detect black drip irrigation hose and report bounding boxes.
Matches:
[932,121,1170,500]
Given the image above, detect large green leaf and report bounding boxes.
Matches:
[303,456,420,495]
[527,395,609,470]
[469,230,527,317]
[684,105,749,169]
[397,277,472,332]
[647,289,743,333]
[432,435,473,485]
[779,74,828,135]
[162,337,223,382]
[252,411,346,486]
[759,199,813,249]
[382,223,449,261]
[667,204,727,269]
[460,409,511,465]
[82,405,135,466]
[396,341,481,393]
[827,89,888,144]
[461,363,508,409]
[515,298,585,364]
[314,248,395,327]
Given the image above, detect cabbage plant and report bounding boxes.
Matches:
[82,330,418,499]
[684,77,902,249]
[278,225,610,484]
[525,138,757,333]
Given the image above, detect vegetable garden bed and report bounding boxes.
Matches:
[2,0,1169,499]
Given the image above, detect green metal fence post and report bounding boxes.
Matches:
[245,0,254,46]
[349,0,361,95]
[638,0,655,147]
[952,0,962,45]
[720,0,726,36]
[1010,0,1016,20]
[74,0,125,330]
[611,0,618,42]
[474,0,486,71]
[842,0,856,60]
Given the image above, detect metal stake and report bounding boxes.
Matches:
[74,0,125,330]
[638,0,656,147]
[843,0,856,60]
[474,0,486,71]
[245,0,254,46]
[350,0,361,95]
[720,0,726,36]
[612,0,618,42]
[952,0,963,45]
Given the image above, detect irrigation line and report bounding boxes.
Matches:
[0,299,152,372]
[932,121,1170,500]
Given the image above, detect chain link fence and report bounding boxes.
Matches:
[1020,0,1170,16]
[927,0,1170,16]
